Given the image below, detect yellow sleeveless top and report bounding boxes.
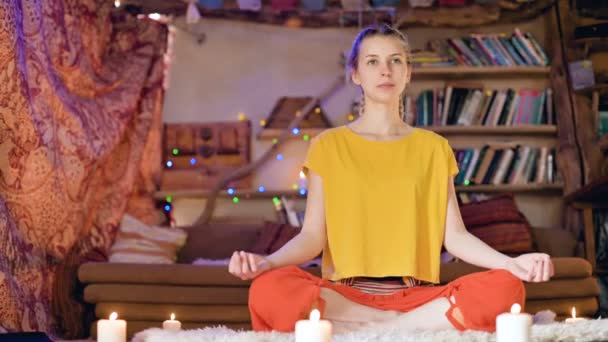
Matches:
[302,126,459,283]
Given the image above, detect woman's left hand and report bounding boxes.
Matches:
[505,253,554,282]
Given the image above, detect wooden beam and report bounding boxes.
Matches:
[117,0,553,28]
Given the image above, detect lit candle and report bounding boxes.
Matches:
[97,312,126,342]
[496,303,531,342]
[565,307,588,323]
[295,309,332,342]
[298,170,307,190]
[163,313,182,331]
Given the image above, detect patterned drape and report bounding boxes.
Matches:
[0,0,167,337]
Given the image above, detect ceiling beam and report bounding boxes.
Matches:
[115,0,554,28]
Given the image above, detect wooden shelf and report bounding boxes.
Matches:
[429,125,557,135]
[412,66,551,79]
[574,84,608,95]
[257,125,557,140]
[156,184,562,200]
[257,128,325,140]
[155,189,305,200]
[455,184,563,193]
[565,175,608,205]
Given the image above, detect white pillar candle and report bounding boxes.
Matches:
[565,307,588,323]
[496,303,532,342]
[295,309,332,342]
[163,313,182,330]
[97,312,126,342]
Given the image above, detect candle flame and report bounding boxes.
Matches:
[110,312,118,320]
[171,313,175,320]
[510,303,521,314]
[309,309,320,322]
[299,171,305,179]
[572,307,576,318]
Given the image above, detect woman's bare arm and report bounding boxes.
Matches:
[443,177,553,282]
[265,170,327,268]
[228,169,328,280]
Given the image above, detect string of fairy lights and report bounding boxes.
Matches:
[161,109,344,214]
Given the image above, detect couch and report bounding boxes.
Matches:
[78,221,600,338]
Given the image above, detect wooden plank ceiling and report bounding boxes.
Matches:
[115,0,554,28]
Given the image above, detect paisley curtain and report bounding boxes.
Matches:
[0,0,167,337]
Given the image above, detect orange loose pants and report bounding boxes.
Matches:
[248,266,525,332]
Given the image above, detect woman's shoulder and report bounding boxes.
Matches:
[310,126,347,143]
[411,127,449,146]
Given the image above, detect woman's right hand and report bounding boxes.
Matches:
[228,251,273,280]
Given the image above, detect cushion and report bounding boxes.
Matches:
[250,221,300,255]
[269,224,300,254]
[468,222,534,253]
[79,257,593,286]
[177,222,264,263]
[459,193,526,227]
[109,214,187,264]
[249,221,284,255]
[458,193,534,253]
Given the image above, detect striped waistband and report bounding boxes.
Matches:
[332,276,432,295]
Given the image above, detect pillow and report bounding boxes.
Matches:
[459,193,526,228]
[268,224,300,254]
[458,194,534,253]
[250,221,284,255]
[468,222,534,253]
[177,222,264,263]
[109,214,187,264]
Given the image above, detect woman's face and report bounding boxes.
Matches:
[351,35,410,104]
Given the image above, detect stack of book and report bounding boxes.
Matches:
[410,50,456,67]
[424,28,549,67]
[405,86,554,127]
[452,143,559,186]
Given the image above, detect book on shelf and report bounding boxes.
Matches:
[451,143,560,187]
[404,86,554,127]
[411,28,549,68]
[274,196,305,227]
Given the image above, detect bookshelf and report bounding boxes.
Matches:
[400,23,562,229]
[411,66,550,79]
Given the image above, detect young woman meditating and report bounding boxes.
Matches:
[228,24,554,333]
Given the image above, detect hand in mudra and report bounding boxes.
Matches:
[506,253,554,282]
[228,251,273,280]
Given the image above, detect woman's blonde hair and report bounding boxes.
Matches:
[346,23,412,119]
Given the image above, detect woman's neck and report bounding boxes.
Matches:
[353,99,408,136]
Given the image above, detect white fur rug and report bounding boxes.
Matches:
[132,319,608,342]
